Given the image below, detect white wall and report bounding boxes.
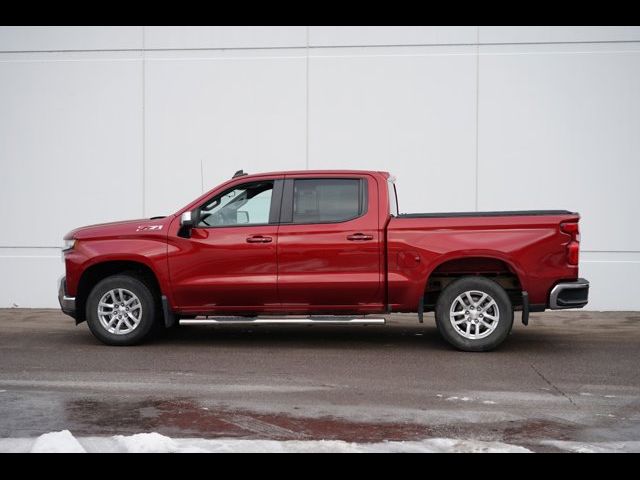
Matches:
[1,26,639,310]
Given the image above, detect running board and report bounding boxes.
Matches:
[179,317,386,326]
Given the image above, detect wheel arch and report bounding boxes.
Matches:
[421,254,525,311]
[75,260,162,323]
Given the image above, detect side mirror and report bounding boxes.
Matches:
[181,208,201,227]
[237,211,249,224]
[178,209,200,238]
[180,211,194,228]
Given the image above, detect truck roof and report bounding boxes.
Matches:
[232,169,392,180]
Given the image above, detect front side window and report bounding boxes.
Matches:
[292,178,365,224]
[198,181,273,227]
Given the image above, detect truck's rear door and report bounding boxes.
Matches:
[276,174,383,311]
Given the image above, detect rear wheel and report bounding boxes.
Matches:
[435,276,513,352]
[86,274,158,346]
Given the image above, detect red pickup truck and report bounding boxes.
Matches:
[59,170,589,351]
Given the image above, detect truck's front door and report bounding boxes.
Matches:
[168,178,282,313]
[276,174,384,312]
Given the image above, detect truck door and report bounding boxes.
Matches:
[276,174,383,311]
[168,178,282,312]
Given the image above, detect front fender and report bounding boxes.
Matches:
[64,238,170,300]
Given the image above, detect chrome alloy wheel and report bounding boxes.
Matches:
[97,288,143,335]
[449,290,500,340]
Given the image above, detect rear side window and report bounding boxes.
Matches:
[291,179,366,224]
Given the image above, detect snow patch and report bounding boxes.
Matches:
[114,432,181,453]
[541,440,640,453]
[441,395,497,405]
[31,430,86,453]
[111,435,532,453]
[2,431,532,453]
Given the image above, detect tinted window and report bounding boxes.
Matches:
[198,181,273,227]
[292,179,364,223]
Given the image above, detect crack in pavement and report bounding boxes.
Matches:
[530,363,579,409]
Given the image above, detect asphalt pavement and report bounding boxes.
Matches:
[0,309,638,452]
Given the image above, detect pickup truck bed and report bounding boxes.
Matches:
[387,210,582,314]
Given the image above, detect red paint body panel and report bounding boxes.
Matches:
[386,214,579,310]
[63,216,173,299]
[62,169,581,318]
[276,173,384,312]
[166,219,279,312]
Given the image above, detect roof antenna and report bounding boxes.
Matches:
[200,158,204,193]
[232,169,248,179]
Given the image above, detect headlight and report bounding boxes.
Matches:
[62,239,76,252]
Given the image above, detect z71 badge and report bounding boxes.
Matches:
[136,225,163,232]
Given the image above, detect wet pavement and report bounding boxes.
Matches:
[0,309,639,452]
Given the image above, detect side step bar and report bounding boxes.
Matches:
[179,317,386,326]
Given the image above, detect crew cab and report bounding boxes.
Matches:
[59,170,589,351]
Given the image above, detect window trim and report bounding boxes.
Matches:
[388,177,399,217]
[279,177,368,225]
[194,179,283,229]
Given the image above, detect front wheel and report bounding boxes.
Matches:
[85,274,158,346]
[435,276,513,352]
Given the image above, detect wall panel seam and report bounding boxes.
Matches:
[0,38,640,53]
[142,26,146,217]
[305,25,310,170]
[474,26,480,211]
[3,39,640,55]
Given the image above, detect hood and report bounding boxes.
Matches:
[64,216,173,240]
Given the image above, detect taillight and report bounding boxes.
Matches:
[561,222,579,236]
[561,222,580,265]
[567,242,580,265]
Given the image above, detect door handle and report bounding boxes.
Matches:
[347,233,374,241]
[246,235,272,243]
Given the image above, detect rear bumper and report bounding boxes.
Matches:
[549,278,589,309]
[58,276,77,318]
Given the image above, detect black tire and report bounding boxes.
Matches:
[434,276,513,352]
[85,274,158,346]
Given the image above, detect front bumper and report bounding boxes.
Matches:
[58,276,77,318]
[549,278,589,309]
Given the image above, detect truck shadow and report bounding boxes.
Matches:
[157,323,447,349]
[139,322,582,355]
